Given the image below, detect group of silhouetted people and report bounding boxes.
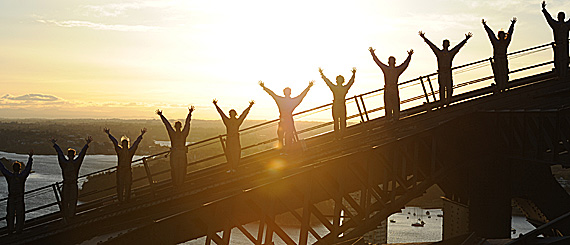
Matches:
[3,1,570,235]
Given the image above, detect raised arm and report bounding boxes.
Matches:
[181,106,194,136]
[76,136,92,166]
[130,128,146,152]
[213,99,229,124]
[482,19,497,42]
[0,159,13,177]
[507,17,516,43]
[542,1,556,27]
[292,81,314,107]
[51,139,65,159]
[419,31,440,54]
[318,68,335,89]
[451,32,472,55]
[156,109,175,134]
[397,50,413,74]
[345,68,356,90]
[21,150,34,177]
[259,81,280,101]
[238,101,254,125]
[104,128,120,152]
[369,47,388,70]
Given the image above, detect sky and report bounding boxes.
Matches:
[1,0,569,120]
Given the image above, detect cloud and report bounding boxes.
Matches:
[2,93,62,102]
[81,1,176,17]
[36,19,161,32]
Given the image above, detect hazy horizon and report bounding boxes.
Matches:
[2,0,569,120]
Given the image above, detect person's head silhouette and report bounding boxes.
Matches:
[558,12,566,22]
[174,121,182,132]
[442,40,450,50]
[12,161,22,173]
[336,75,345,85]
[388,56,396,67]
[283,87,291,97]
[121,136,130,149]
[67,148,76,159]
[498,30,506,40]
[229,109,237,118]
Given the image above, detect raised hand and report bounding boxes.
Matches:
[156,109,162,116]
[408,49,414,56]
[368,47,375,53]
[351,67,357,74]
[28,149,34,157]
[50,138,57,144]
[249,100,255,106]
[309,80,315,87]
[542,1,546,9]
[481,19,486,25]
[213,99,218,105]
[466,32,473,39]
[258,80,265,88]
[512,17,517,24]
[86,136,93,144]
[189,106,195,113]
[141,128,147,135]
[418,31,425,38]
[318,67,324,75]
[103,127,110,134]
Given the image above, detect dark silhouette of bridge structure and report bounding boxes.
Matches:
[1,41,570,244]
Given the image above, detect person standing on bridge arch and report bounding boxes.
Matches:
[482,17,517,93]
[51,136,92,220]
[419,31,472,107]
[259,80,314,150]
[157,107,194,187]
[542,1,570,79]
[0,150,34,234]
[104,127,146,202]
[318,67,356,137]
[369,48,413,121]
[213,99,254,172]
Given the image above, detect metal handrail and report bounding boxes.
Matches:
[0,40,559,225]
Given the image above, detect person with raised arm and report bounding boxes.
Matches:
[419,31,472,107]
[259,80,313,150]
[156,106,194,187]
[51,136,92,220]
[213,99,254,172]
[369,48,413,121]
[104,127,146,202]
[542,1,570,79]
[0,150,34,234]
[319,67,356,137]
[482,17,517,92]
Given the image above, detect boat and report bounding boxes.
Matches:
[411,220,425,227]
[437,214,443,218]
[390,219,396,223]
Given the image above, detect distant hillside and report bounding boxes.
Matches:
[0,118,325,155]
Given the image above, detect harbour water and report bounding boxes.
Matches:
[0,151,536,243]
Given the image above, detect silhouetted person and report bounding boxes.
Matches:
[0,150,33,234]
[157,107,194,187]
[213,99,254,172]
[259,81,313,149]
[52,137,92,220]
[542,1,570,79]
[483,18,517,92]
[369,48,413,121]
[319,67,356,137]
[104,128,146,202]
[419,31,472,106]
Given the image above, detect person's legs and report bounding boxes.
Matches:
[169,154,177,186]
[6,197,15,233]
[116,171,124,201]
[69,184,78,217]
[62,184,70,218]
[394,94,400,120]
[125,172,132,200]
[384,93,393,120]
[277,122,285,149]
[15,197,24,233]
